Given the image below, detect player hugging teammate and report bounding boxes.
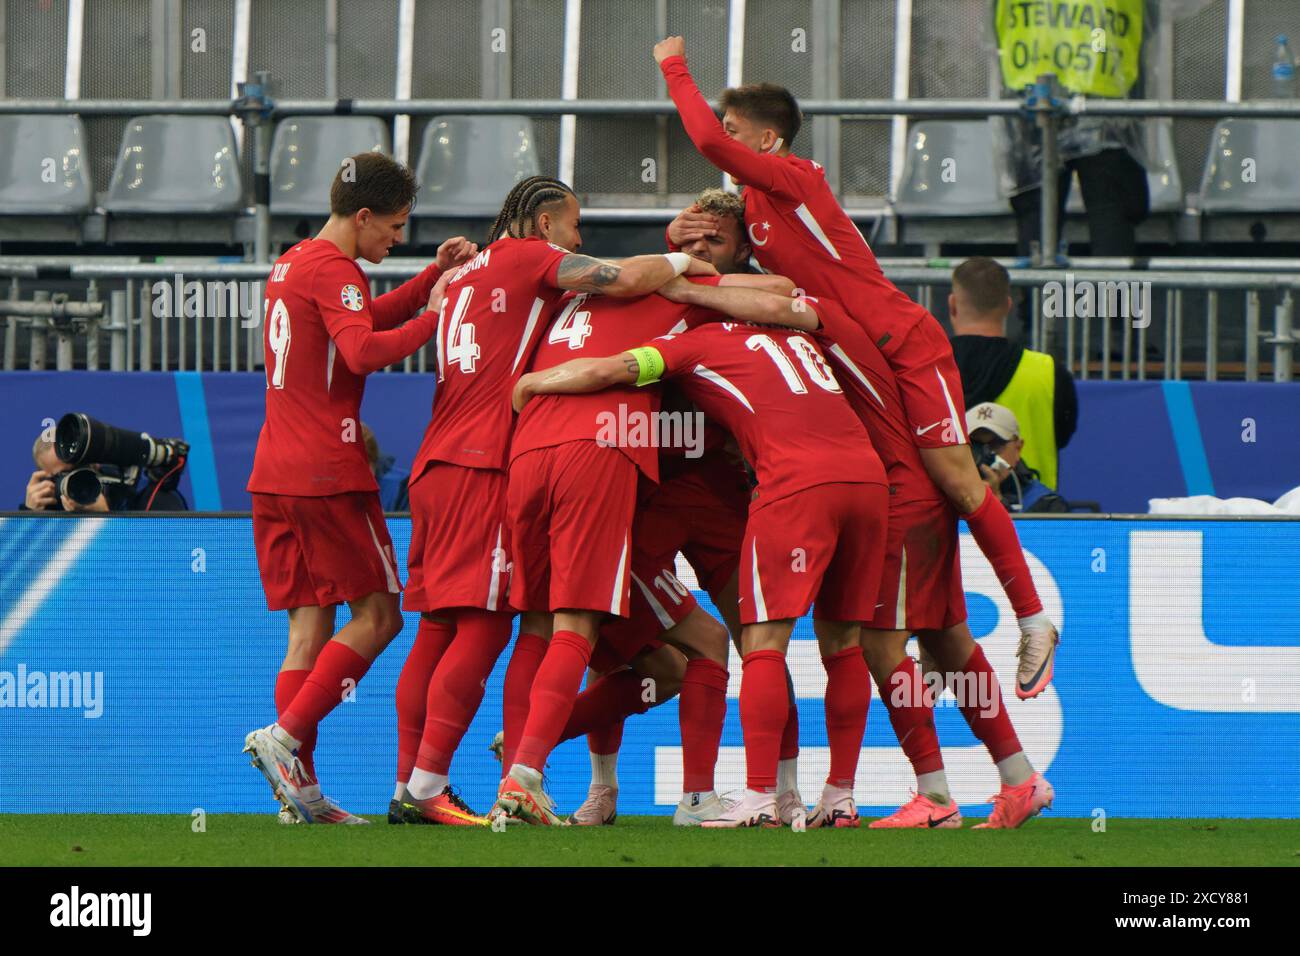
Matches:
[241,34,1059,830]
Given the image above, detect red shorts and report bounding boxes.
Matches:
[508,441,639,616]
[640,455,749,595]
[880,320,969,448]
[591,544,699,674]
[866,494,967,632]
[251,490,401,611]
[739,481,887,624]
[404,462,512,614]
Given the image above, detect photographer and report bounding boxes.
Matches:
[21,415,190,512]
[965,402,1067,514]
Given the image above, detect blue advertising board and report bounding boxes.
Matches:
[0,515,1296,818]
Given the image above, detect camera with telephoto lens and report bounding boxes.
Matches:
[970,440,1001,472]
[52,413,190,508]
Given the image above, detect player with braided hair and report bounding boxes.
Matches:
[391,176,717,825]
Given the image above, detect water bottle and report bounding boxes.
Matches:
[1273,35,1296,98]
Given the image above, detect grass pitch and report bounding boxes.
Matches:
[2,815,1296,867]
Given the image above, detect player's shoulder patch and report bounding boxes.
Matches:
[340,283,364,311]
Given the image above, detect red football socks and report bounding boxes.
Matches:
[513,631,593,771]
[501,632,548,769]
[394,617,455,784]
[560,668,652,743]
[275,669,316,781]
[880,656,945,777]
[962,485,1044,618]
[680,658,729,793]
[414,609,513,776]
[278,641,372,746]
[739,649,787,792]
[779,662,800,761]
[822,647,871,788]
[587,718,625,758]
[956,643,1023,762]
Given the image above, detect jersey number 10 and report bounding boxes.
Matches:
[746,333,841,394]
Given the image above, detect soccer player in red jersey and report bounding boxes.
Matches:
[514,314,888,828]
[653,35,1060,695]
[392,176,715,825]
[242,153,477,824]
[666,280,1056,829]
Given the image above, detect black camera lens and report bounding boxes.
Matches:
[56,468,103,507]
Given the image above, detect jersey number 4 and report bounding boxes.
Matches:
[746,333,841,394]
[438,286,481,379]
[549,293,593,350]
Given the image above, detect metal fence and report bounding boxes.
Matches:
[2,256,1296,383]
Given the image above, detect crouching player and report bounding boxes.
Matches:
[243,153,475,823]
[514,314,888,828]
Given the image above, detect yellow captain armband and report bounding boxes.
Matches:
[628,346,666,386]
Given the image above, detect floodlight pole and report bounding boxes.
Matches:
[236,70,275,265]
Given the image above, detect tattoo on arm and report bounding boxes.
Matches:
[622,355,640,378]
[557,254,622,292]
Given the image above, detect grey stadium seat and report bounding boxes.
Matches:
[103,115,243,214]
[270,116,391,216]
[414,116,540,216]
[0,115,93,214]
[894,120,1009,217]
[1198,119,1300,213]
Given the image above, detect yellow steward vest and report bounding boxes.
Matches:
[994,0,1143,98]
[995,348,1059,489]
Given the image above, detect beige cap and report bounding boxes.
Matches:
[965,401,1020,441]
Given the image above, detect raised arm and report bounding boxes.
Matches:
[656,49,782,192]
[553,251,716,296]
[658,276,818,331]
[369,236,477,330]
[512,353,643,411]
[318,265,444,376]
[718,272,797,297]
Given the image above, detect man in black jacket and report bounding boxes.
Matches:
[949,257,1077,492]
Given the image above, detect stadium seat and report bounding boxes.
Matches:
[894,120,1010,218]
[103,115,243,214]
[413,115,540,217]
[1199,118,1300,213]
[269,116,391,216]
[0,115,94,214]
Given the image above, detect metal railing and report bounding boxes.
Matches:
[0,257,1294,384]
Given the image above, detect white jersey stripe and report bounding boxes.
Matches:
[894,543,908,630]
[750,537,768,622]
[692,364,755,413]
[936,366,967,444]
[365,515,402,593]
[609,530,630,615]
[794,202,842,261]
[827,342,885,409]
[326,339,336,392]
[434,297,447,380]
[486,523,503,612]
[512,297,547,373]
[632,572,675,630]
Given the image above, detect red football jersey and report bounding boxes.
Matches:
[247,238,440,496]
[804,296,944,506]
[409,236,570,479]
[662,55,935,349]
[511,289,717,482]
[641,321,886,510]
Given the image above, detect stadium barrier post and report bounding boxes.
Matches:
[109,290,127,372]
[1269,289,1295,382]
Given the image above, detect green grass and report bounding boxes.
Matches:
[2,815,1297,866]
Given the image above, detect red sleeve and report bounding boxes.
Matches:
[687,274,723,286]
[659,55,807,201]
[514,240,571,290]
[371,261,441,331]
[647,326,706,378]
[665,225,680,252]
[315,259,437,376]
